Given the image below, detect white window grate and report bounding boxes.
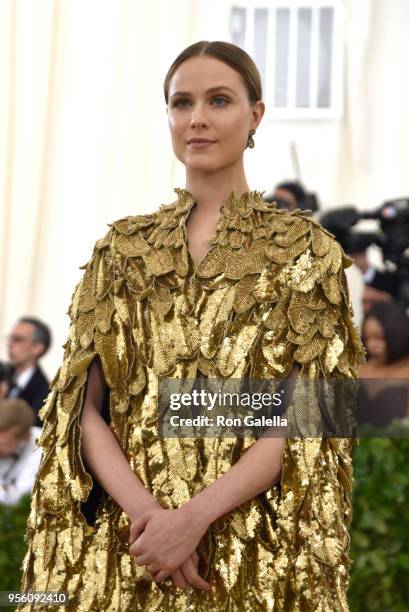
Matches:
[230,0,343,120]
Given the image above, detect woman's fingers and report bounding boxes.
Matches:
[171,568,188,590]
[181,557,211,591]
[191,550,199,567]
[152,569,171,583]
[149,551,210,592]
[132,553,149,565]
[129,510,152,544]
[129,521,144,543]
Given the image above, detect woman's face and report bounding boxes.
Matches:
[166,55,264,173]
[363,316,388,364]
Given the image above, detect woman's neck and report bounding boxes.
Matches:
[360,354,409,377]
[184,163,250,213]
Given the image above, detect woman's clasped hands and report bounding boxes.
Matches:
[129,505,211,591]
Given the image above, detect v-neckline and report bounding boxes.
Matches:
[174,187,265,275]
[183,199,224,273]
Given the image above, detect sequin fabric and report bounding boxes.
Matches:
[18,188,366,611]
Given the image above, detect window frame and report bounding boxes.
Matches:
[230,0,344,121]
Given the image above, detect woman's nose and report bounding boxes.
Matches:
[366,339,378,351]
[190,103,208,126]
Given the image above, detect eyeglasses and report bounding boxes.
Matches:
[7,335,32,344]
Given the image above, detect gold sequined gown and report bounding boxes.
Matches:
[19,189,366,611]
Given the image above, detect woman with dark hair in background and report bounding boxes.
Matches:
[358,301,409,426]
[19,40,365,611]
[361,301,409,372]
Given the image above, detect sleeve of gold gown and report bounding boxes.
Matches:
[19,223,146,597]
[262,217,367,610]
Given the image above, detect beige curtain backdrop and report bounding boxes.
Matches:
[0,0,233,375]
[1,0,408,375]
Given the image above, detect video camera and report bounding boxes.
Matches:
[319,198,409,307]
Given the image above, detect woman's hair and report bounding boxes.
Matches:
[0,398,35,435]
[163,41,262,106]
[364,301,409,364]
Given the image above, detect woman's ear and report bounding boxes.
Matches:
[252,100,265,130]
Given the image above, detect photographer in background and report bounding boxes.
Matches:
[2,317,51,427]
[272,180,308,212]
[264,180,308,212]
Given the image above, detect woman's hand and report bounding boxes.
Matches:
[167,550,209,591]
[129,506,211,587]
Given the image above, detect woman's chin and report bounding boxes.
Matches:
[367,353,386,366]
[184,159,221,173]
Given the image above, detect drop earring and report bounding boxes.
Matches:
[247,130,256,149]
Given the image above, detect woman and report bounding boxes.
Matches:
[358,301,409,426]
[19,41,365,611]
[360,301,409,376]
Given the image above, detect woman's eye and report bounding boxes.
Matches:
[173,98,190,108]
[173,96,229,108]
[212,96,228,106]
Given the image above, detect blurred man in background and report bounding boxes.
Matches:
[272,180,308,212]
[264,180,320,215]
[5,317,51,426]
[0,398,42,506]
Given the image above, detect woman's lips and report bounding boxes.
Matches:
[187,141,216,149]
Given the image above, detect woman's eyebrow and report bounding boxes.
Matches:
[170,86,236,98]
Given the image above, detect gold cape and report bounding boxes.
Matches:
[19,188,366,611]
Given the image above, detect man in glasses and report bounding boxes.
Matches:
[5,317,51,427]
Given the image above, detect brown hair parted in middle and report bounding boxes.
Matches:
[163,40,262,107]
